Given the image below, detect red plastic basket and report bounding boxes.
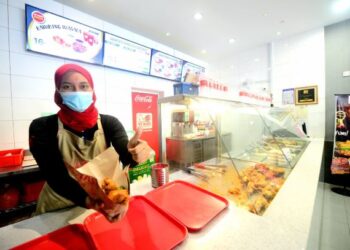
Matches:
[0,149,24,168]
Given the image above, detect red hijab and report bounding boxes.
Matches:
[54,64,98,132]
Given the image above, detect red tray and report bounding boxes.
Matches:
[145,180,228,232]
[10,224,95,250]
[84,195,187,250]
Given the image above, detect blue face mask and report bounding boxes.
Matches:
[60,92,93,112]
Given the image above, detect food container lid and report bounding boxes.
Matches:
[10,224,95,250]
[145,180,228,232]
[84,195,187,250]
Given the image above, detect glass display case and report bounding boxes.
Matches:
[158,95,309,215]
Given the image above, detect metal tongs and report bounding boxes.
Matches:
[182,167,209,182]
[193,163,227,174]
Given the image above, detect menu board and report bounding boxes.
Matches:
[181,61,205,82]
[103,33,151,74]
[150,50,183,81]
[25,4,103,64]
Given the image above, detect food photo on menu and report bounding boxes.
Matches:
[150,50,182,81]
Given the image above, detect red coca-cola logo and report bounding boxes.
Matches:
[134,95,153,103]
[32,11,45,23]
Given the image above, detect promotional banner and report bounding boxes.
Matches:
[103,33,151,74]
[150,50,183,81]
[25,4,103,64]
[331,94,350,174]
[131,92,159,161]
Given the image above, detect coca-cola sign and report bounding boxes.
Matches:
[134,95,153,103]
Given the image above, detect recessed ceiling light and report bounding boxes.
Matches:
[263,13,269,17]
[254,58,260,62]
[229,38,236,44]
[165,32,171,37]
[276,31,282,36]
[333,0,350,13]
[194,12,203,20]
[88,0,95,2]
[230,65,235,69]
[201,49,207,54]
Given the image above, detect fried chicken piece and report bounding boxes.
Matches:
[107,189,129,205]
[102,177,118,193]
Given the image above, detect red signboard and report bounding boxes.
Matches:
[131,92,159,161]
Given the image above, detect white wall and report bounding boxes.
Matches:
[0,0,206,150]
[271,28,325,138]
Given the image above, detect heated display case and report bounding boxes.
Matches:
[158,95,309,215]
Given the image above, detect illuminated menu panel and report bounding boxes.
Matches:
[181,61,205,82]
[103,33,151,74]
[25,4,103,64]
[150,50,183,81]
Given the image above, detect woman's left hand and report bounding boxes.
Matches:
[127,128,152,163]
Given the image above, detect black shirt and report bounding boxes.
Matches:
[29,114,136,207]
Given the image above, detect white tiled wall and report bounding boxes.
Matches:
[0,0,206,150]
[271,28,326,138]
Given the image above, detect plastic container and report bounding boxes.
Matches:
[173,83,199,96]
[21,180,45,203]
[0,149,24,168]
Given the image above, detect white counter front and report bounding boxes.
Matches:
[0,140,324,250]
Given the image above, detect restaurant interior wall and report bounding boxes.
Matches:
[0,0,206,150]
[211,27,325,139]
[270,27,326,139]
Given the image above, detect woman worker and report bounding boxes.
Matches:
[29,63,151,220]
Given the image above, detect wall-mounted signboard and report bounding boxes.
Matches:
[150,50,183,81]
[25,4,104,64]
[103,33,151,75]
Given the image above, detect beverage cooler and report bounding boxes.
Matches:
[157,95,309,215]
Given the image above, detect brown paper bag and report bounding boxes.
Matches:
[67,147,130,209]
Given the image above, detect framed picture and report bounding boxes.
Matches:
[295,85,318,105]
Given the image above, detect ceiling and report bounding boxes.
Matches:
[56,0,350,66]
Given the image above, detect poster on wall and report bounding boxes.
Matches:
[282,88,294,105]
[25,4,103,64]
[103,33,151,74]
[150,50,183,81]
[181,61,205,83]
[331,94,350,174]
[131,92,159,162]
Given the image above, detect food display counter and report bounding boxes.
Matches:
[158,95,309,215]
[0,139,323,250]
